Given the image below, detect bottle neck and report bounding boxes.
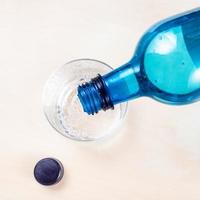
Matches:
[102,61,141,105]
[77,74,114,115]
[77,59,141,115]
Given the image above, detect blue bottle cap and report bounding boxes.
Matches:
[34,158,64,186]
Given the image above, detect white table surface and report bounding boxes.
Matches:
[1,0,200,199]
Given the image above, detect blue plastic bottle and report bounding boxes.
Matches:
[78,8,200,115]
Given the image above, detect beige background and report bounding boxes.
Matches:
[1,0,200,199]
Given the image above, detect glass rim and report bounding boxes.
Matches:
[42,58,128,141]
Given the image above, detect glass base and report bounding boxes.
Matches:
[43,59,128,141]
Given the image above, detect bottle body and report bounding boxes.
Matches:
[78,8,200,114]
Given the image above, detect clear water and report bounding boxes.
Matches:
[57,83,122,140]
[43,59,127,140]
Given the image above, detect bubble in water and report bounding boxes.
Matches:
[57,84,122,140]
